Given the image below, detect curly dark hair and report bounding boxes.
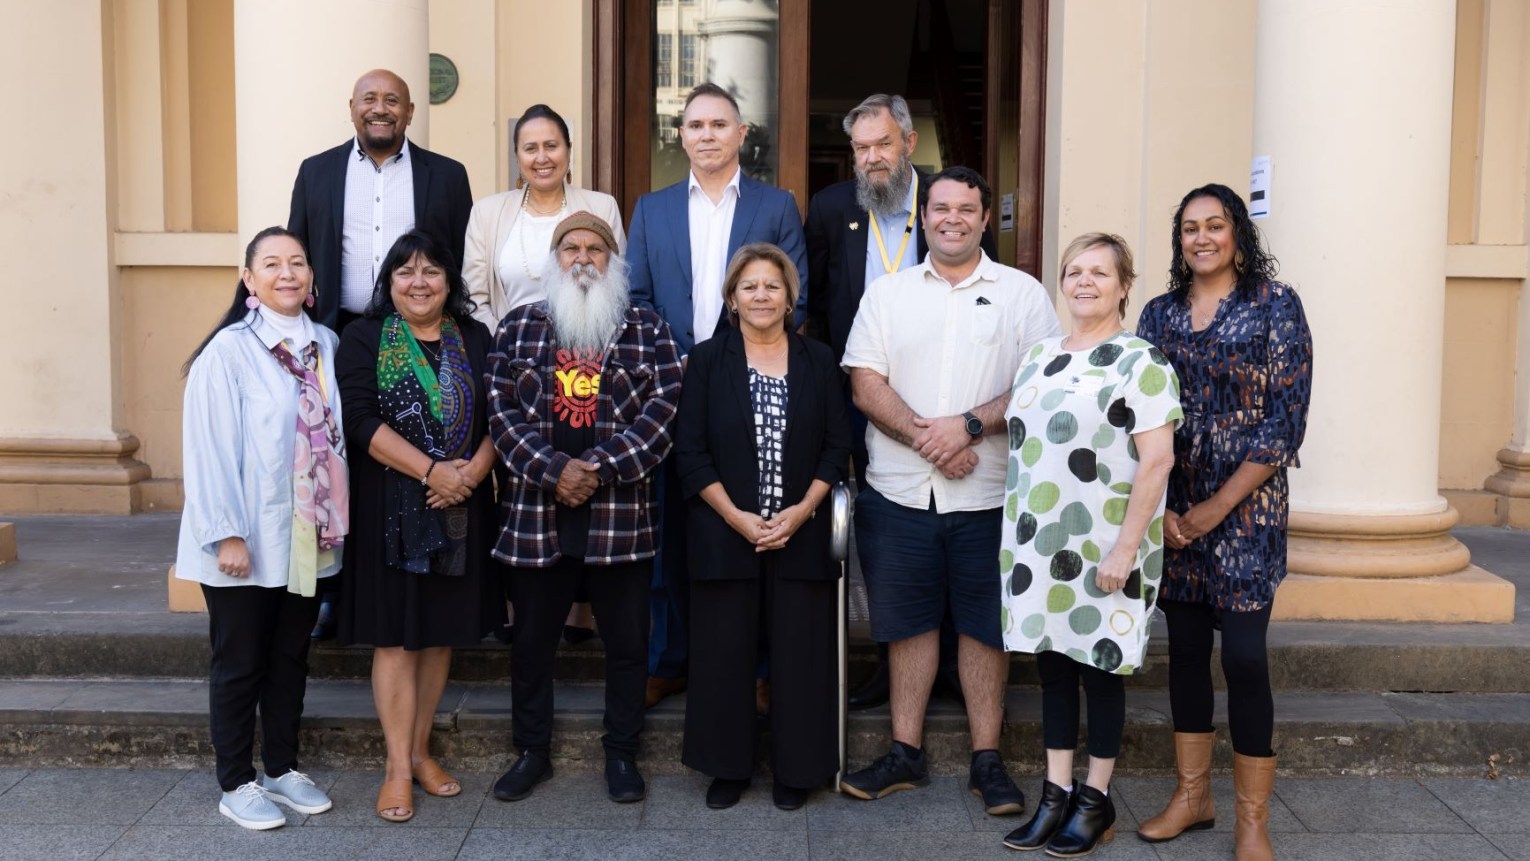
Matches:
[1167,183,1278,299]
[364,230,477,322]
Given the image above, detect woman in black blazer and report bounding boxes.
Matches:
[675,243,851,812]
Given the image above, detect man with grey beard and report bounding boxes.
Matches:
[804,95,999,710]
[485,211,683,807]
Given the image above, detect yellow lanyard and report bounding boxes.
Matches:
[868,172,919,275]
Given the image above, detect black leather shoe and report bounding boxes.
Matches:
[968,749,1024,815]
[606,757,646,803]
[1003,780,1072,850]
[1044,784,1116,858]
[309,596,337,641]
[847,661,890,710]
[562,624,595,645]
[706,777,749,809]
[840,744,929,800]
[493,750,552,801]
[772,780,808,811]
[932,665,965,705]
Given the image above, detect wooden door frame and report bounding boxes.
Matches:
[592,0,1042,254]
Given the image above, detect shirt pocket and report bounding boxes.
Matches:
[605,361,655,425]
[506,357,545,422]
[969,304,1001,346]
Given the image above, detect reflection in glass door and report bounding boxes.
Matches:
[649,0,780,190]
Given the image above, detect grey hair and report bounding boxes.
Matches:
[842,94,914,138]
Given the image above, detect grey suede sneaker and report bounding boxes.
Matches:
[261,770,333,814]
[219,781,286,830]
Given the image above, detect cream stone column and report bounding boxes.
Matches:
[0,0,150,514]
[1485,296,1530,527]
[698,0,778,130]
[233,0,430,243]
[1254,0,1513,621]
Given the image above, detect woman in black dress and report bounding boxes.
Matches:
[675,243,851,811]
[335,230,500,822]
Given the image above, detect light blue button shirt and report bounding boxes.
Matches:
[863,176,920,285]
[175,310,345,589]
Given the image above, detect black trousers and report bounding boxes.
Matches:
[683,571,838,788]
[510,557,649,758]
[1036,651,1126,759]
[1161,599,1275,757]
[201,583,320,792]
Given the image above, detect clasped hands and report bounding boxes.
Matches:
[1162,501,1231,549]
[911,414,978,480]
[425,458,483,509]
[728,502,810,553]
[553,458,602,507]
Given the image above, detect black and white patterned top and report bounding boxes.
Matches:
[749,367,789,518]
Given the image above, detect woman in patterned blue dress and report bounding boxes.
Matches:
[1134,184,1312,861]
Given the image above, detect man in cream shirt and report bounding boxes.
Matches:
[839,166,1059,814]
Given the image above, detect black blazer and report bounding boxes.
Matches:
[673,328,851,581]
[287,139,473,330]
[804,173,999,363]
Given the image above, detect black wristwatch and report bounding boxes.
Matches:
[962,411,984,443]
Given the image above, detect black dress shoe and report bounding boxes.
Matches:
[847,661,890,710]
[1044,784,1116,858]
[310,596,337,641]
[492,623,515,645]
[772,780,808,811]
[606,757,646,803]
[493,750,552,801]
[562,624,595,645]
[706,777,749,809]
[1003,780,1072,850]
[932,665,965,706]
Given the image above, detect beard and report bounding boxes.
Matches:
[544,253,632,353]
[854,155,915,218]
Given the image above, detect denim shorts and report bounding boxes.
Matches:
[853,487,1003,650]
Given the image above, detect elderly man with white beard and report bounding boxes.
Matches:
[485,211,683,806]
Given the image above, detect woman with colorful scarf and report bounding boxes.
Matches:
[334,229,500,823]
[177,226,349,831]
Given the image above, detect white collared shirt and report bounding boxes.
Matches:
[341,138,415,314]
[687,167,742,344]
[841,252,1061,512]
[864,177,920,284]
[176,310,345,588]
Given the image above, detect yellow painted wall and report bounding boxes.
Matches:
[430,0,500,198]
[497,0,590,192]
[1440,278,1520,489]
[188,0,237,232]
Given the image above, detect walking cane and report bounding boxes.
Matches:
[830,482,852,790]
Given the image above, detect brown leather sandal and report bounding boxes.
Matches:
[376,778,414,822]
[412,757,462,798]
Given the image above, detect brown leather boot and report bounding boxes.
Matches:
[1137,731,1216,842]
[1233,752,1276,861]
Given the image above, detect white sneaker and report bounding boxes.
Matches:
[219,781,286,830]
[261,769,334,814]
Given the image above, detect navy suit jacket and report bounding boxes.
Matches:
[804,174,997,363]
[627,174,808,354]
[287,139,473,329]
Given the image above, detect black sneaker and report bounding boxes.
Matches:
[839,744,929,800]
[606,756,646,803]
[493,750,552,801]
[968,749,1025,815]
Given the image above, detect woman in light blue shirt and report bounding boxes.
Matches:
[176,226,349,831]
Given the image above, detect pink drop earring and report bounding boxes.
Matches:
[245,296,261,310]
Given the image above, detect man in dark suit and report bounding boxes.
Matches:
[804,94,996,709]
[287,68,473,640]
[628,82,808,708]
[288,68,473,333]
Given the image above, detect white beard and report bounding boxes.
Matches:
[544,253,632,352]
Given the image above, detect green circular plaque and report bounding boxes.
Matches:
[429,54,459,105]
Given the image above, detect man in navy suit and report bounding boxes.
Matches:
[287,68,473,333]
[627,82,808,707]
[286,68,472,641]
[804,94,997,710]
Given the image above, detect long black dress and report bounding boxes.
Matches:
[334,314,500,649]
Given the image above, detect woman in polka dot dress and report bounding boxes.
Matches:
[999,233,1181,857]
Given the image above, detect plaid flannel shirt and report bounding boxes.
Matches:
[485,302,683,567]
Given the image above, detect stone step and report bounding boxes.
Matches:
[0,678,1519,779]
[4,620,1528,694]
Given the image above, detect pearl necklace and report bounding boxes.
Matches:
[519,187,568,279]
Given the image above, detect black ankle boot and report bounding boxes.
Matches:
[1043,784,1115,858]
[1002,780,1072,850]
